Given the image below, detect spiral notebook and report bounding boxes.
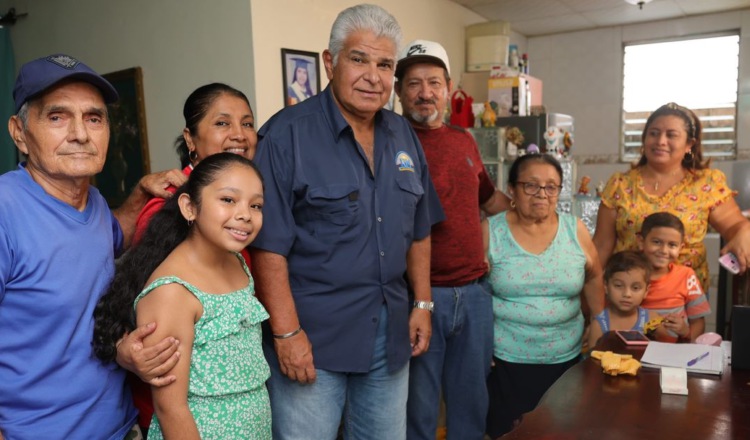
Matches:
[640,342,724,375]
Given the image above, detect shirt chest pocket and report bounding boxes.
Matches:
[395,176,424,236]
[303,184,360,236]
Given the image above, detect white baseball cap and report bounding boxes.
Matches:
[396,39,451,79]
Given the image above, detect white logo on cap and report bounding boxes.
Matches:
[407,44,427,57]
[47,55,79,69]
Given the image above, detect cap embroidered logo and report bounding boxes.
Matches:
[407,44,427,56]
[47,55,79,69]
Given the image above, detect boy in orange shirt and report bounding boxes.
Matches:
[638,212,711,342]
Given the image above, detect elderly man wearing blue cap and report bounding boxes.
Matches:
[0,54,186,440]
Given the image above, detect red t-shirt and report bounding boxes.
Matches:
[415,124,495,286]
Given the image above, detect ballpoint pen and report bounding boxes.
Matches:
[687,351,710,367]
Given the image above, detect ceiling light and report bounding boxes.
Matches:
[624,0,653,10]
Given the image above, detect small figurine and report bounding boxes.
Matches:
[563,131,574,156]
[596,181,606,197]
[543,126,565,158]
[526,143,540,154]
[543,127,574,158]
[505,126,524,158]
[577,176,591,196]
[471,103,484,128]
[482,101,497,127]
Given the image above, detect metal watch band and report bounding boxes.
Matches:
[413,300,434,312]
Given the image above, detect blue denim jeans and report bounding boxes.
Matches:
[406,280,494,440]
[264,305,409,440]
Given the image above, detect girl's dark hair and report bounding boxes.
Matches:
[636,102,709,170]
[640,211,685,240]
[175,83,253,168]
[507,153,563,186]
[93,153,263,361]
[604,250,652,283]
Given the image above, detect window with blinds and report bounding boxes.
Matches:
[622,34,739,162]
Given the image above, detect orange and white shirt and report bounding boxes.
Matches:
[643,263,711,341]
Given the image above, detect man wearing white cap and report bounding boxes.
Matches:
[0,54,185,439]
[395,40,510,439]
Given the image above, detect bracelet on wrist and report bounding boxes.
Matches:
[273,326,302,340]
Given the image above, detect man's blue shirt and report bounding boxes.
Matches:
[0,164,136,440]
[252,86,444,373]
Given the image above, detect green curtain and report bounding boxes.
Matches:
[0,25,17,174]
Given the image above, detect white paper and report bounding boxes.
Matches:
[660,367,688,395]
[641,342,724,375]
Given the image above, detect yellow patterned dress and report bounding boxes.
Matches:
[600,167,735,292]
[134,254,271,439]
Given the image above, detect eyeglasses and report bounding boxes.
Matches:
[516,181,562,196]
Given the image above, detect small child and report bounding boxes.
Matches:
[588,250,663,348]
[94,153,271,439]
[638,212,711,342]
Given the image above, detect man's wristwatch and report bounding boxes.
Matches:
[413,300,434,313]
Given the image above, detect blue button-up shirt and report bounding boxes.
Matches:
[252,86,443,373]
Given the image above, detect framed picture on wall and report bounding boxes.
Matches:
[281,48,321,107]
[93,67,151,208]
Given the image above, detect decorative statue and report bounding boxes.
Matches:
[505,126,524,157]
[577,176,591,196]
[596,181,606,197]
[482,101,497,127]
[543,126,573,158]
[563,131,574,156]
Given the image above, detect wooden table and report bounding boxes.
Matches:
[501,332,750,440]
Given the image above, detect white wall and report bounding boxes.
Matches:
[2,0,256,173]
[528,9,750,187]
[3,2,741,181]
[249,0,486,123]
[3,0,485,172]
[527,10,750,331]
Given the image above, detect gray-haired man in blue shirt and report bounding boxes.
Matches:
[250,4,444,440]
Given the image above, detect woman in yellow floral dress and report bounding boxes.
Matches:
[594,103,750,292]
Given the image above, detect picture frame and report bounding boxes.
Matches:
[93,67,151,208]
[281,48,321,107]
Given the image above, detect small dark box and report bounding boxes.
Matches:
[732,305,750,370]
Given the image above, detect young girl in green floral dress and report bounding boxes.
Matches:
[94,153,271,439]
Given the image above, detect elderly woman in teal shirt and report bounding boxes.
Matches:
[482,154,604,438]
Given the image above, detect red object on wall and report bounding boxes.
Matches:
[450,89,474,128]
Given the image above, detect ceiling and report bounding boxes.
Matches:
[449,0,750,36]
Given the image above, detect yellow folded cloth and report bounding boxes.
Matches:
[591,350,642,376]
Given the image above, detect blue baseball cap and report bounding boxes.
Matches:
[13,54,118,113]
